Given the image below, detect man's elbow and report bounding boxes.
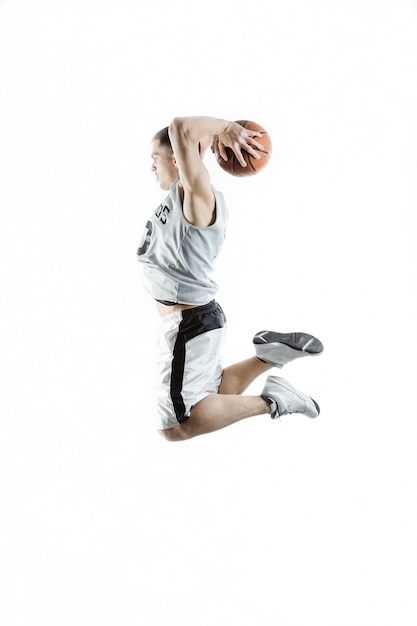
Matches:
[169,117,191,142]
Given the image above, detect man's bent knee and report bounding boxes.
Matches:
[158,422,193,442]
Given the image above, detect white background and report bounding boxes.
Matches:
[1,1,416,624]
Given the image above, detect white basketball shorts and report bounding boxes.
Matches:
[156,300,227,431]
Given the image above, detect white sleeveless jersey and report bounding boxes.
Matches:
[137,182,228,305]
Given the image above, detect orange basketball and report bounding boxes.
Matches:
[215,120,272,177]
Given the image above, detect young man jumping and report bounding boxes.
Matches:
[137,116,323,442]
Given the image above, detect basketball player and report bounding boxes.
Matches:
[137,116,323,442]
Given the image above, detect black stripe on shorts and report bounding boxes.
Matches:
[170,300,226,423]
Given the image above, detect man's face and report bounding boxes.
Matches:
[150,140,178,190]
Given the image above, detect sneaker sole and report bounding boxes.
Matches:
[253,331,324,355]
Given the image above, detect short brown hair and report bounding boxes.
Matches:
[152,126,173,153]
[152,125,202,155]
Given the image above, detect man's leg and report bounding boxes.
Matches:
[158,356,272,441]
[218,356,272,394]
[159,392,271,442]
[158,329,323,442]
[160,375,320,441]
[159,358,320,441]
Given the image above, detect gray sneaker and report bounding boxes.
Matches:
[254,331,323,368]
[261,375,320,419]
